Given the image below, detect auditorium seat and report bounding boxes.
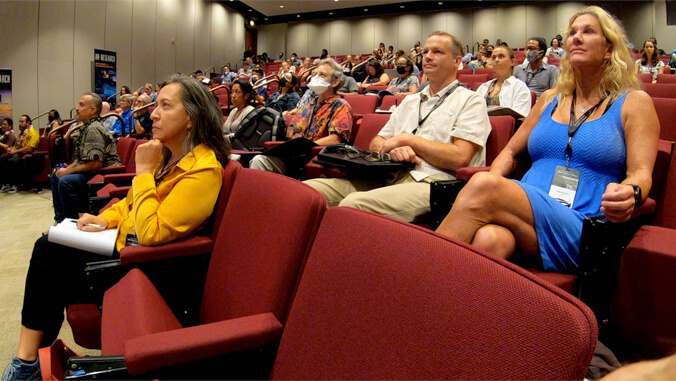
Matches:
[637,72,653,83]
[610,145,676,359]
[379,94,407,110]
[642,83,676,98]
[22,136,51,189]
[96,137,137,176]
[358,84,388,95]
[270,207,597,380]
[43,206,597,380]
[656,73,676,84]
[98,169,325,377]
[652,97,676,141]
[65,160,243,349]
[473,68,495,79]
[457,73,489,87]
[457,68,473,76]
[343,94,378,115]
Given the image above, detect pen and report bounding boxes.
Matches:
[84,223,106,229]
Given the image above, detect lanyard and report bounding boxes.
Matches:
[565,90,608,168]
[413,83,459,135]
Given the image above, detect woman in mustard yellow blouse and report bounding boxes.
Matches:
[3,75,231,381]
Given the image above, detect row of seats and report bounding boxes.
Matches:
[42,168,598,380]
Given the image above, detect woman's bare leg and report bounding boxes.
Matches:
[472,224,517,259]
[16,326,43,361]
[436,172,539,256]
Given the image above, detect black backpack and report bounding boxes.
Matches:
[230,107,287,151]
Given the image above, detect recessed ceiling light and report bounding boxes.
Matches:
[334,0,339,2]
[280,5,284,8]
[329,12,333,15]
[297,14,301,17]
[400,5,405,8]
[249,20,254,26]
[438,2,443,4]
[364,8,368,11]
[265,17,268,20]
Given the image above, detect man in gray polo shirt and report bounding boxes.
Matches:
[514,37,559,98]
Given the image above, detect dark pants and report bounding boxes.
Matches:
[21,236,103,348]
[0,155,23,185]
[51,172,92,222]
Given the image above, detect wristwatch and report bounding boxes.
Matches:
[629,184,642,208]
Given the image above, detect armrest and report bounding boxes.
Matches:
[102,173,136,183]
[263,141,284,149]
[311,146,326,155]
[455,166,489,181]
[429,179,467,230]
[123,313,284,375]
[119,236,214,265]
[108,186,130,198]
[98,165,126,175]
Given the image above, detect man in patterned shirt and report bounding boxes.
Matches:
[249,58,353,175]
[50,92,121,223]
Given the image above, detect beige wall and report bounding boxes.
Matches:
[0,0,245,127]
[268,1,673,59]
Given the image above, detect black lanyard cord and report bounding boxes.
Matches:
[413,83,459,135]
[565,90,609,166]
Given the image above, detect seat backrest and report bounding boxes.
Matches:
[473,68,495,78]
[343,94,378,115]
[656,74,676,84]
[353,113,390,150]
[271,207,597,380]
[457,68,473,76]
[380,94,407,110]
[486,115,516,165]
[208,159,242,240]
[637,72,653,84]
[458,73,489,86]
[124,139,150,174]
[200,169,326,325]
[652,97,676,141]
[642,83,676,98]
[116,137,137,167]
[471,81,484,91]
[654,140,676,229]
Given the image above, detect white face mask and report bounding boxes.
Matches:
[307,75,332,95]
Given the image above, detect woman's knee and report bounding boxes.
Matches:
[455,172,505,212]
[472,225,516,259]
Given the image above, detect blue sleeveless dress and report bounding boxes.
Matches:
[515,92,628,272]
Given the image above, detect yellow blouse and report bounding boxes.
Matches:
[99,144,224,251]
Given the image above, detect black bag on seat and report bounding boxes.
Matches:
[230,107,286,151]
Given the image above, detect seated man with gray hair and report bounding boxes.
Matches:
[249,58,353,175]
[131,93,153,135]
[108,93,134,136]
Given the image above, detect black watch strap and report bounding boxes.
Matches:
[629,184,642,208]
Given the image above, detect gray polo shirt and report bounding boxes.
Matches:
[338,76,359,94]
[513,61,559,98]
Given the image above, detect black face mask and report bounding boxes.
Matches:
[396,66,407,75]
[279,78,288,87]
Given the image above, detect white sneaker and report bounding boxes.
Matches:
[0,184,10,192]
[7,186,18,194]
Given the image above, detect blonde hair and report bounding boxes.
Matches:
[555,6,640,100]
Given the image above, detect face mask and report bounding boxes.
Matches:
[279,78,288,87]
[526,50,541,62]
[396,66,407,75]
[307,76,332,95]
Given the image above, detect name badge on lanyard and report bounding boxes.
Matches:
[549,166,580,208]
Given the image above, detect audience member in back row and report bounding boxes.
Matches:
[0,115,40,194]
[108,94,133,136]
[249,58,353,175]
[1,77,231,381]
[337,74,359,96]
[51,93,121,223]
[237,61,252,78]
[436,6,659,274]
[221,64,237,83]
[223,79,255,138]
[265,72,301,112]
[476,45,532,117]
[42,109,62,137]
[305,32,491,223]
[131,93,153,135]
[546,37,565,58]
[360,59,390,90]
[514,36,559,98]
[386,56,419,95]
[0,118,17,155]
[635,39,665,82]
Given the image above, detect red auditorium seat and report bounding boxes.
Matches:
[358,84,388,94]
[651,97,676,141]
[656,74,676,84]
[96,137,137,176]
[65,160,243,349]
[43,207,596,380]
[457,68,473,76]
[99,169,325,377]
[457,73,489,87]
[642,83,676,98]
[610,146,676,359]
[637,72,653,83]
[270,207,597,380]
[343,94,378,116]
[379,94,407,110]
[22,136,51,188]
[473,68,495,79]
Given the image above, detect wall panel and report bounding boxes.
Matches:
[287,22,309,59]
[653,1,676,53]
[210,3,226,74]
[495,5,527,50]
[37,0,75,119]
[397,14,422,54]
[446,10,473,50]
[308,22,331,58]
[525,3,557,48]
[130,0,156,90]
[73,0,105,111]
[175,0,196,75]
[105,0,133,93]
[472,8,496,48]
[374,16,397,53]
[328,20,352,59]
[193,0,211,74]
[423,12,447,40]
[258,23,287,60]
[351,18,374,56]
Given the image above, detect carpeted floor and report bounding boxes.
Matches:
[0,190,100,366]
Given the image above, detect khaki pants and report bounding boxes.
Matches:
[304,172,451,223]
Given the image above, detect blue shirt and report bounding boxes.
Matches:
[110,108,132,135]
